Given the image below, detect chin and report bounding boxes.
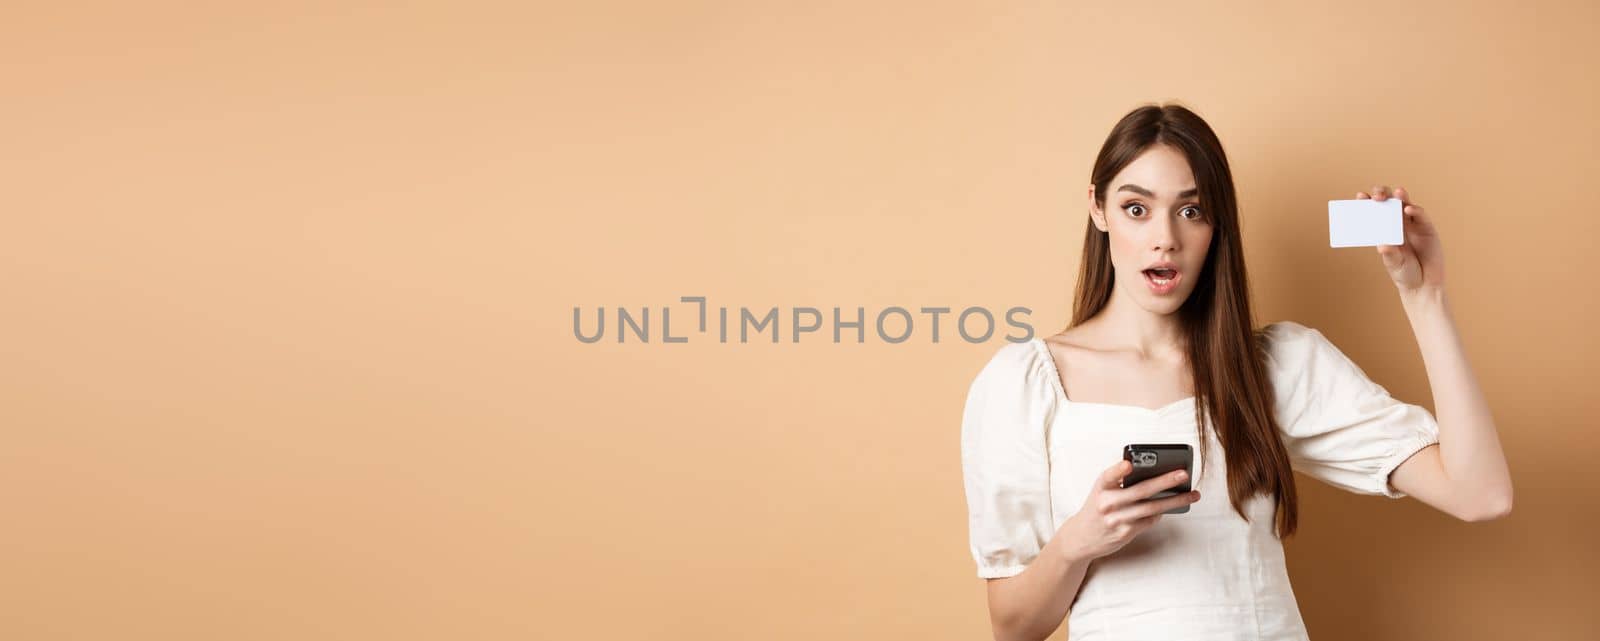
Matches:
[1141,300,1185,315]
[1136,287,1192,312]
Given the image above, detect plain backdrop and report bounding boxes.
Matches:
[3,1,1596,639]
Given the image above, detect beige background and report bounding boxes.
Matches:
[3,1,1596,639]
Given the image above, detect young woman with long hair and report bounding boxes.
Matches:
[959,103,1513,641]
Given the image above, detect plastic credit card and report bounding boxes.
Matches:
[1327,197,1403,247]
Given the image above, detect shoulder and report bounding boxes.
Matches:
[1259,319,1331,364]
[962,338,1058,442]
[971,338,1050,383]
[1260,319,1323,345]
[965,338,1058,402]
[978,338,1048,373]
[1258,320,1370,391]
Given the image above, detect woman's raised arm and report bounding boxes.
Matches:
[1365,185,1513,521]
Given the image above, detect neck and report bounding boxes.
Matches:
[1092,282,1188,361]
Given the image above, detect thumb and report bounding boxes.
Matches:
[1100,459,1131,490]
[1376,244,1405,269]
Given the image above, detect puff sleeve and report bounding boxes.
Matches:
[960,340,1060,579]
[1264,321,1441,499]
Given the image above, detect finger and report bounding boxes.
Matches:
[1099,459,1132,491]
[1379,243,1414,273]
[1121,490,1201,520]
[1356,191,1371,200]
[1371,184,1391,201]
[1395,186,1414,207]
[1127,511,1163,531]
[1112,468,1190,504]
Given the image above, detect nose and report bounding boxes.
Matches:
[1151,211,1180,252]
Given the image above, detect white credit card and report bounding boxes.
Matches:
[1327,198,1403,247]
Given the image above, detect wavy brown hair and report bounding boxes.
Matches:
[1070,102,1299,539]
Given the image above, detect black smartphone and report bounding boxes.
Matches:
[1121,443,1194,514]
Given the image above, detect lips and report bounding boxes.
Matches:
[1142,265,1181,294]
[1143,261,1180,278]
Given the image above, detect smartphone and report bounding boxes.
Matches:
[1121,443,1194,514]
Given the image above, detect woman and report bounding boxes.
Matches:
[959,103,1513,641]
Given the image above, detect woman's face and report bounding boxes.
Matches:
[1088,144,1214,314]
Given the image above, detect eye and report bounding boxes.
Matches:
[1181,206,1203,220]
[1122,203,1147,217]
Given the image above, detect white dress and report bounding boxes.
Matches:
[959,321,1440,641]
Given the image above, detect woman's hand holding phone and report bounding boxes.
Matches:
[1051,460,1201,563]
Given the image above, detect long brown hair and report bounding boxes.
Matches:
[1070,102,1299,539]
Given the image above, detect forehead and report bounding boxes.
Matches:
[1110,145,1196,194]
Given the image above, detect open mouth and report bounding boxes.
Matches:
[1143,268,1180,292]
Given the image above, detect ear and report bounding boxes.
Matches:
[1087,185,1108,232]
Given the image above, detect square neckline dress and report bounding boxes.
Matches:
[959,321,1442,641]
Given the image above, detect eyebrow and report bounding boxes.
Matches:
[1116,184,1199,199]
